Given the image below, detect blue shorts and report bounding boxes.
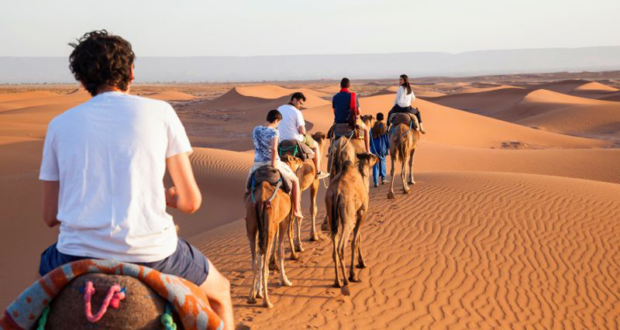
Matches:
[39,238,210,286]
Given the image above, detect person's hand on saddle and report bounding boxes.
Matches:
[165,187,179,208]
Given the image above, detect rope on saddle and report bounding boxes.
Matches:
[161,303,177,330]
[36,306,50,330]
[83,281,126,323]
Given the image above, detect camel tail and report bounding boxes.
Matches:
[391,127,405,163]
[256,197,269,255]
[330,193,341,236]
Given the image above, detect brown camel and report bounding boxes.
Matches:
[387,114,421,199]
[325,153,378,295]
[281,132,328,257]
[244,155,303,308]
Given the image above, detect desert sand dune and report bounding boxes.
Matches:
[416,142,620,184]
[194,172,620,329]
[177,87,327,150]
[601,92,620,102]
[0,92,86,113]
[205,87,328,110]
[0,91,60,103]
[424,87,620,140]
[530,79,590,94]
[415,91,446,98]
[144,90,196,101]
[528,80,620,100]
[356,94,607,149]
[1,82,620,329]
[169,147,254,237]
[456,84,521,94]
[424,87,532,117]
[235,85,329,99]
[314,86,342,94]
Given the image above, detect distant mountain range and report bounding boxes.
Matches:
[2,46,620,83]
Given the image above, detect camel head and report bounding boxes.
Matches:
[311,131,328,154]
[282,154,304,172]
[356,153,379,191]
[360,115,375,130]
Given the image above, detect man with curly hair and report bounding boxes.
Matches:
[38,30,234,329]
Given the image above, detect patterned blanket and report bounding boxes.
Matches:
[0,259,223,330]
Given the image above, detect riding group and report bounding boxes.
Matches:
[245,76,425,307]
[15,30,423,330]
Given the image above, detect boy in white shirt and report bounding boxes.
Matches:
[38,30,233,329]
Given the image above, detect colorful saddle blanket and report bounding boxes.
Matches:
[0,259,223,330]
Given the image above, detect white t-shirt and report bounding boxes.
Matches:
[394,86,416,108]
[39,92,193,262]
[277,104,305,142]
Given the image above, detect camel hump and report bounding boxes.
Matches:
[46,274,180,330]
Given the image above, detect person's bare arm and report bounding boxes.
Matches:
[166,152,202,214]
[271,136,279,168]
[43,181,60,227]
[298,125,307,135]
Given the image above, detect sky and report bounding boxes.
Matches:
[1,0,619,57]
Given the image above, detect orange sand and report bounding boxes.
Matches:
[1,80,619,329]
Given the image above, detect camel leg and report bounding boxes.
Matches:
[256,247,264,299]
[247,227,259,304]
[277,221,292,287]
[309,180,320,241]
[269,230,278,270]
[332,231,342,288]
[295,215,304,252]
[288,213,299,260]
[401,153,410,194]
[262,231,275,308]
[338,219,352,295]
[408,148,416,185]
[388,152,397,199]
[356,232,366,269]
[349,210,365,282]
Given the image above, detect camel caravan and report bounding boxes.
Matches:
[1,30,424,329]
[244,76,424,306]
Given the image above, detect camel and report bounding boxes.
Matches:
[325,153,378,295]
[280,132,328,256]
[327,115,374,178]
[244,155,303,308]
[387,113,421,199]
[360,114,375,130]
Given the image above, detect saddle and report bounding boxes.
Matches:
[248,165,292,194]
[327,123,364,140]
[279,139,314,161]
[389,112,419,130]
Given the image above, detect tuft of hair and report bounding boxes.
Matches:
[266,109,282,123]
[290,92,306,102]
[69,30,135,96]
[340,78,350,88]
[376,112,384,121]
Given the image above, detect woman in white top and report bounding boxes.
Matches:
[387,74,425,134]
